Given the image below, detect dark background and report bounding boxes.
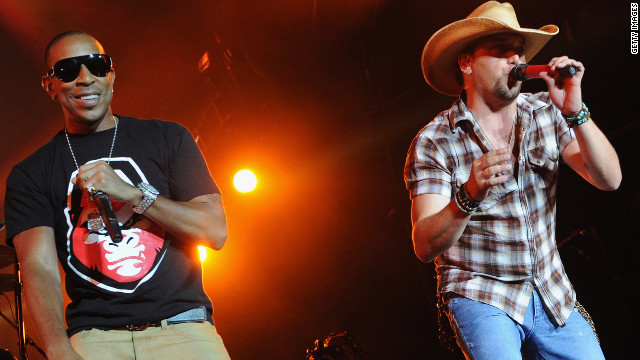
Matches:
[0,0,638,359]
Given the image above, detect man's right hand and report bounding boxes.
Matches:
[465,148,513,201]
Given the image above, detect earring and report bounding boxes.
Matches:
[467,69,472,75]
[51,95,57,101]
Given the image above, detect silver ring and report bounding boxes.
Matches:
[87,185,96,194]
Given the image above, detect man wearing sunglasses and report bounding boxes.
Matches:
[4,31,231,359]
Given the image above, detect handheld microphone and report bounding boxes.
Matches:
[93,191,123,243]
[510,64,577,81]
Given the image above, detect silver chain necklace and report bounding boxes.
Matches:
[64,115,118,170]
[477,115,516,151]
[64,115,118,233]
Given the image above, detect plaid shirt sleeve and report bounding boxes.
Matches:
[404,111,455,199]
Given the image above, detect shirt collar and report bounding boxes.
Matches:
[448,93,475,128]
[516,92,551,114]
[448,92,551,128]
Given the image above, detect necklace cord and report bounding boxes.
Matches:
[64,115,118,171]
[476,115,516,151]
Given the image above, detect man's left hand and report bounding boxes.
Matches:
[539,56,584,116]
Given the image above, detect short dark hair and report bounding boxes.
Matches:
[44,31,92,67]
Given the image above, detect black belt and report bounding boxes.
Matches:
[116,306,207,331]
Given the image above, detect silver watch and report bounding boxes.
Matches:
[132,182,159,214]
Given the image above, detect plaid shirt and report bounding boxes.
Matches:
[404,92,577,326]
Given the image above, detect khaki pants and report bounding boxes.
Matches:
[70,322,231,360]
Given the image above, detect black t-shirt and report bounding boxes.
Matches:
[4,116,220,336]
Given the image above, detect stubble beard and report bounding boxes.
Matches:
[493,78,521,102]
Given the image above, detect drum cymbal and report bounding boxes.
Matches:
[0,246,15,269]
[0,274,15,293]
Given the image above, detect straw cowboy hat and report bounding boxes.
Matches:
[421,1,559,96]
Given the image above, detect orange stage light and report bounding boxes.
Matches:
[198,246,208,262]
[233,169,258,193]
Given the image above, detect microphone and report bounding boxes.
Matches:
[93,191,123,243]
[510,64,577,81]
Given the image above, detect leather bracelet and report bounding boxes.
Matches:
[462,183,482,207]
[454,183,481,214]
[564,102,590,128]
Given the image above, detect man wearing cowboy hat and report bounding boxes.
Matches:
[404,1,620,359]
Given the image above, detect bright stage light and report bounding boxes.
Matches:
[198,246,207,262]
[234,169,257,193]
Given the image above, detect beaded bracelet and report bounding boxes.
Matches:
[454,183,482,214]
[564,102,590,128]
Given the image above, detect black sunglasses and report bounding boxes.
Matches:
[47,54,113,82]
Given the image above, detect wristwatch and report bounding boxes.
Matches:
[132,182,159,214]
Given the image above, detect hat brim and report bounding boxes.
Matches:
[422,17,559,96]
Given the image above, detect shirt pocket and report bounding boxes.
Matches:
[527,145,559,188]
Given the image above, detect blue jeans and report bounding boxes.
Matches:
[446,290,605,360]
